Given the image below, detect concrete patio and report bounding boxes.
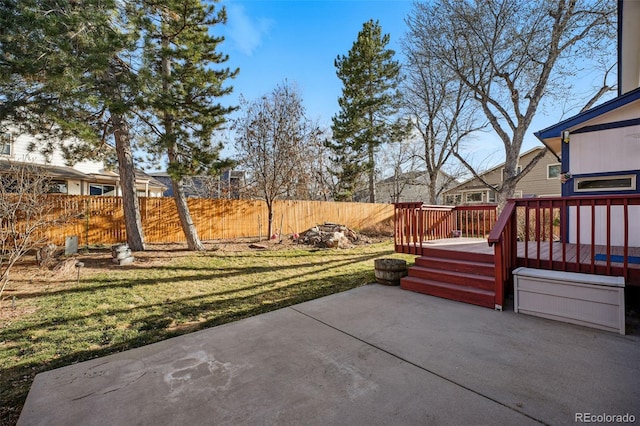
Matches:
[18,284,640,425]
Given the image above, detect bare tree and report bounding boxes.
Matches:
[377,137,421,203]
[296,128,337,201]
[0,163,65,307]
[401,26,485,204]
[409,0,616,207]
[233,83,320,237]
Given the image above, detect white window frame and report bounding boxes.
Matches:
[547,163,561,179]
[89,183,117,196]
[445,194,462,205]
[1,133,12,156]
[501,165,522,181]
[47,180,68,194]
[574,175,636,193]
[464,191,484,203]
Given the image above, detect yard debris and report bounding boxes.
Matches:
[111,243,134,266]
[52,258,79,278]
[36,244,60,267]
[297,222,370,248]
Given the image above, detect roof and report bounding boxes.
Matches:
[0,159,166,189]
[534,86,640,154]
[0,159,89,180]
[377,170,456,185]
[445,146,547,192]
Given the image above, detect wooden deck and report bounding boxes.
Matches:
[395,197,640,308]
[401,238,640,286]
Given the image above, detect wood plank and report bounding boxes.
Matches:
[401,277,495,308]
[31,196,395,246]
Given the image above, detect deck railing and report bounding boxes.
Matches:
[394,203,498,255]
[489,194,640,306]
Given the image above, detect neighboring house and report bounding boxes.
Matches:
[0,130,166,197]
[376,170,458,204]
[442,146,561,205]
[150,170,246,199]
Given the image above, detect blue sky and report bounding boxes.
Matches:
[214,0,616,169]
[217,0,414,128]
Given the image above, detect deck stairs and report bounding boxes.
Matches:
[401,247,497,309]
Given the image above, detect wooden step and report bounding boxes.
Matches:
[407,266,495,291]
[401,276,495,309]
[420,247,494,264]
[414,256,495,277]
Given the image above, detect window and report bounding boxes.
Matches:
[547,164,561,179]
[47,180,68,194]
[574,175,636,192]
[465,192,483,203]
[445,194,462,205]
[90,184,116,196]
[1,133,11,156]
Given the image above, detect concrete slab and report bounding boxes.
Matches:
[295,285,640,425]
[18,285,640,425]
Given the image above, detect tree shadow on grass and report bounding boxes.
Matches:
[7,250,394,302]
[0,266,379,426]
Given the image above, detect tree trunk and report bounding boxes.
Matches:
[111,113,145,251]
[428,171,438,205]
[368,142,376,203]
[266,201,274,239]
[160,31,204,251]
[497,144,521,211]
[171,178,205,251]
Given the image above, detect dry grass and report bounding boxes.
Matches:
[0,239,413,425]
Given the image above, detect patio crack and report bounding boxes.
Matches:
[289,306,546,425]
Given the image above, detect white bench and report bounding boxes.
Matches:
[513,267,625,335]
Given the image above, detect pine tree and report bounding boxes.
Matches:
[330,20,405,203]
[0,0,148,250]
[137,0,238,251]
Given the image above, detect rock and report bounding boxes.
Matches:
[298,223,361,248]
[111,243,129,257]
[115,249,132,260]
[112,256,135,266]
[111,243,134,265]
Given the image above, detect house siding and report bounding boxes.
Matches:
[570,125,640,175]
[376,171,456,204]
[518,151,561,197]
[444,148,561,204]
[9,132,106,174]
[2,128,165,196]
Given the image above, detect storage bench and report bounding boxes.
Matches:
[513,267,625,334]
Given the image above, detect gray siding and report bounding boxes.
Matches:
[444,147,561,204]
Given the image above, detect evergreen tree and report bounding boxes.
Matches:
[137,0,237,251]
[0,0,147,251]
[330,19,405,203]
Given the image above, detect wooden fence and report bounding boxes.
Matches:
[35,196,395,246]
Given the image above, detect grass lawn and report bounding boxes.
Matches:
[0,241,413,425]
